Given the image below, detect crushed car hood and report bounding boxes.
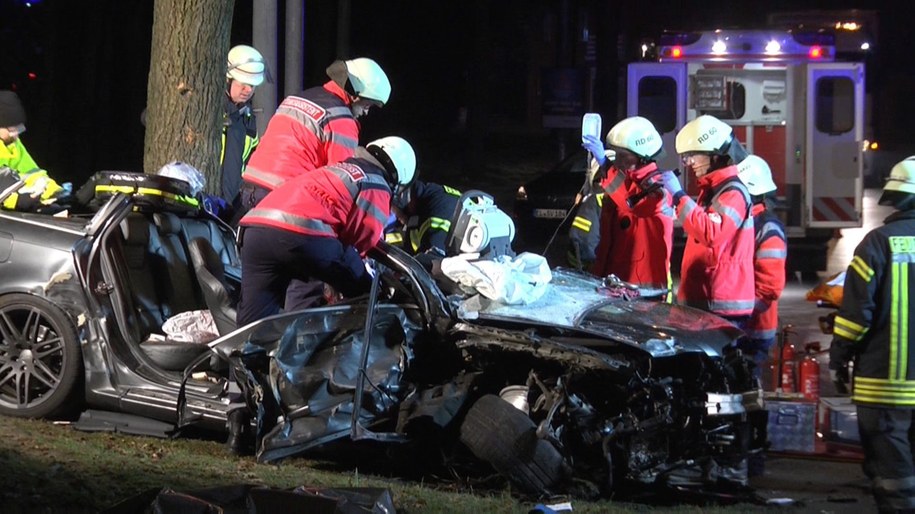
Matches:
[457,269,744,358]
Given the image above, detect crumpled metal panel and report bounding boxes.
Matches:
[245,305,420,463]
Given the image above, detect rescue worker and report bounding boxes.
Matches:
[236,136,415,327]
[660,115,755,323]
[237,57,391,217]
[389,180,462,256]
[582,116,675,294]
[737,155,786,377]
[829,156,915,514]
[0,90,65,211]
[566,148,614,271]
[236,57,391,309]
[221,44,264,220]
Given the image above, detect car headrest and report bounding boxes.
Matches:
[153,212,182,235]
[119,214,150,245]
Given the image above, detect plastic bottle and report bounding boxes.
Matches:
[582,112,602,142]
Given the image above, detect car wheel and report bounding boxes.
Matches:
[459,394,566,495]
[0,293,83,418]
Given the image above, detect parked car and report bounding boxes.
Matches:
[512,150,590,266]
[0,173,762,498]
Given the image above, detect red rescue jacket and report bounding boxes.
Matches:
[674,165,756,317]
[243,81,359,190]
[240,151,391,256]
[747,202,787,340]
[591,162,675,291]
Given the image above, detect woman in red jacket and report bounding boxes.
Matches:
[583,116,675,295]
[660,115,755,323]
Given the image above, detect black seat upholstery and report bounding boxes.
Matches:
[188,237,238,336]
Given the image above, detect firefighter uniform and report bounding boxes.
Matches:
[591,162,675,292]
[400,181,461,255]
[221,96,258,209]
[568,176,604,272]
[745,202,787,369]
[673,165,756,318]
[237,149,392,326]
[830,207,915,513]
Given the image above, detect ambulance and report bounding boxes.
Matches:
[627,29,865,274]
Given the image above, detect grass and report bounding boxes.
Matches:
[0,415,776,513]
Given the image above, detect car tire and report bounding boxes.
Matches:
[0,293,83,419]
[459,394,566,495]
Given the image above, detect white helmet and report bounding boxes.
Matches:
[737,155,777,196]
[344,58,391,106]
[156,161,205,195]
[366,136,416,187]
[227,45,265,87]
[605,116,663,161]
[675,115,733,155]
[883,156,915,195]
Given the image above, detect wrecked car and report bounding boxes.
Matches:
[0,173,762,497]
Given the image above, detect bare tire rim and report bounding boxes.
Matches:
[0,304,68,410]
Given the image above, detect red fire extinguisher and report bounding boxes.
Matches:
[799,342,821,401]
[771,325,797,393]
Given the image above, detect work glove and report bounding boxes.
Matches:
[582,135,607,166]
[658,170,683,195]
[829,364,850,395]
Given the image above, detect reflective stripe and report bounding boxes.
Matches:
[242,164,285,189]
[850,255,875,282]
[757,248,787,259]
[595,193,604,208]
[708,299,755,312]
[245,207,335,235]
[874,475,915,493]
[411,217,451,252]
[834,315,868,341]
[891,261,909,380]
[385,232,403,244]
[329,131,358,150]
[572,216,592,232]
[94,185,199,207]
[356,196,388,228]
[603,170,625,195]
[853,377,915,405]
[443,185,461,196]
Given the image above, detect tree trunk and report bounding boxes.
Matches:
[144,0,234,194]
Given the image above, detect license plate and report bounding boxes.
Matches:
[533,208,567,219]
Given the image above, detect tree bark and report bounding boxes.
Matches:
[144,0,234,194]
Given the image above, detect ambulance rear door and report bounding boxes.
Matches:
[806,63,864,228]
[627,62,687,173]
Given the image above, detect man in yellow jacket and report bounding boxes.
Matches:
[0,90,63,210]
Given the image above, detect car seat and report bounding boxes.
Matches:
[188,237,238,336]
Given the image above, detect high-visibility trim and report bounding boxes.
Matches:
[757,248,787,259]
[410,217,451,252]
[707,298,755,312]
[385,232,403,245]
[595,193,604,208]
[245,207,335,235]
[443,185,461,196]
[833,315,868,341]
[95,185,199,207]
[853,377,915,405]
[572,216,592,232]
[891,262,909,381]
[850,255,875,282]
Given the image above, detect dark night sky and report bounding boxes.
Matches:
[0,0,907,188]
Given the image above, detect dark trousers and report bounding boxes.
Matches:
[237,227,372,327]
[858,405,915,513]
